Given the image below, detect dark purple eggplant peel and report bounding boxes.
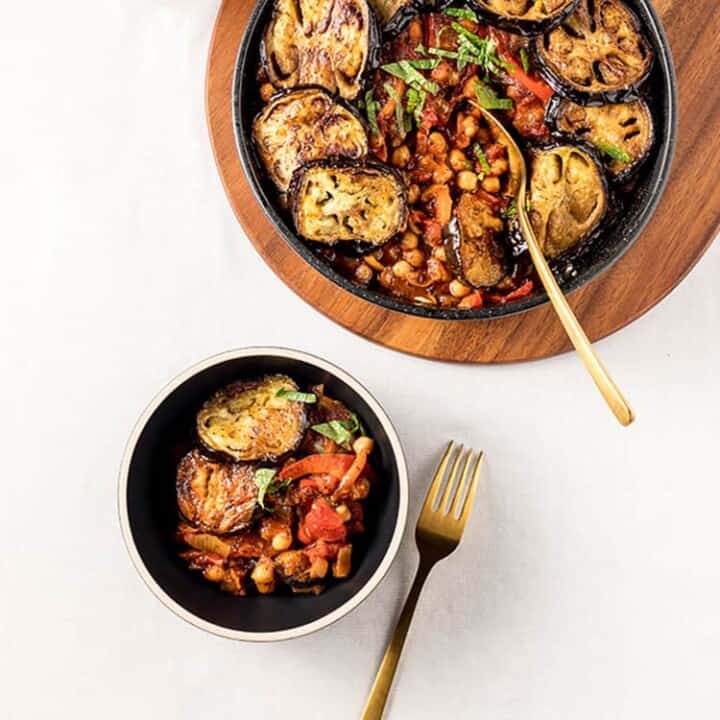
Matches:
[252,87,369,192]
[261,0,379,100]
[534,0,654,104]
[527,142,609,259]
[289,159,407,246]
[470,0,581,36]
[546,95,654,182]
[368,0,452,35]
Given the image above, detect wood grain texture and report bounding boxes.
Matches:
[206,0,719,363]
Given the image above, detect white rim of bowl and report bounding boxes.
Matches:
[117,346,409,642]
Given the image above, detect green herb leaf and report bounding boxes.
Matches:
[519,47,530,74]
[254,468,282,510]
[384,82,408,136]
[444,6,479,21]
[428,46,459,59]
[501,200,518,219]
[276,388,317,403]
[415,43,427,55]
[382,61,439,95]
[473,143,491,174]
[474,81,513,110]
[594,141,632,164]
[365,89,380,137]
[451,24,514,76]
[311,413,365,447]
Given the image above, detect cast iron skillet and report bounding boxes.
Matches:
[232,1,677,320]
[118,348,408,641]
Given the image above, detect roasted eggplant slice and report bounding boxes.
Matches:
[252,88,368,192]
[471,0,581,36]
[527,143,608,258]
[369,0,451,35]
[289,160,407,245]
[534,0,654,104]
[196,375,307,462]
[176,450,258,534]
[261,0,378,100]
[443,193,506,288]
[547,96,653,181]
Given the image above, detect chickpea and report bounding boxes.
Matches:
[251,557,275,586]
[481,175,501,193]
[351,477,371,500]
[354,263,373,284]
[457,170,478,192]
[461,114,479,139]
[335,504,352,522]
[432,246,447,262]
[449,148,471,172]
[392,259,412,278]
[392,144,410,168]
[433,164,453,184]
[407,183,420,204]
[353,436,375,455]
[490,157,509,176]
[379,267,394,288]
[400,230,419,250]
[449,279,472,298]
[404,248,425,268]
[271,531,292,552]
[260,83,276,102]
[428,131,448,157]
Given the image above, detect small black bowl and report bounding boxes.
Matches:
[118,348,408,641]
[232,0,677,320]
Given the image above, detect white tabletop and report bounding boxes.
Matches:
[2,2,719,718]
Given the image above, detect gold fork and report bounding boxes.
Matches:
[360,442,484,720]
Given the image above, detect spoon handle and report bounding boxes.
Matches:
[518,211,635,426]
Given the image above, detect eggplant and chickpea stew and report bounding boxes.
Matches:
[176,375,377,596]
[252,0,656,310]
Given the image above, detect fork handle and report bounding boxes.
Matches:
[360,562,432,720]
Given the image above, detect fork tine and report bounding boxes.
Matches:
[437,443,463,513]
[449,449,474,517]
[458,451,484,527]
[425,440,455,512]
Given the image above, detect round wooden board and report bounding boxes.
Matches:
[206,0,718,363]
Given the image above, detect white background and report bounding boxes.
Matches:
[1,2,719,718]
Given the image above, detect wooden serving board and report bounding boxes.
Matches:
[206,0,718,363]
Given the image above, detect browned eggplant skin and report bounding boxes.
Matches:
[370,0,452,35]
[196,375,307,463]
[546,94,655,182]
[260,0,380,100]
[533,0,654,105]
[252,86,369,192]
[469,0,581,36]
[176,450,258,535]
[527,141,609,259]
[288,158,408,246]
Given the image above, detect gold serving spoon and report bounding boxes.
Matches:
[476,107,635,427]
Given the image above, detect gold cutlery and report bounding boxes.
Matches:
[476,107,635,427]
[361,442,483,720]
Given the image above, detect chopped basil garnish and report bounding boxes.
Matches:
[276,388,317,403]
[415,43,427,55]
[405,87,427,127]
[473,143,491,173]
[428,46,459,60]
[474,81,513,110]
[384,82,408,136]
[254,468,290,510]
[502,200,518,219]
[519,47,530,74]
[382,61,439,95]
[594,141,632,164]
[365,89,381,137]
[311,413,364,447]
[444,6,479,22]
[451,23,513,76]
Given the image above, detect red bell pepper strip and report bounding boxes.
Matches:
[334,446,370,499]
[279,453,355,481]
[500,51,554,104]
